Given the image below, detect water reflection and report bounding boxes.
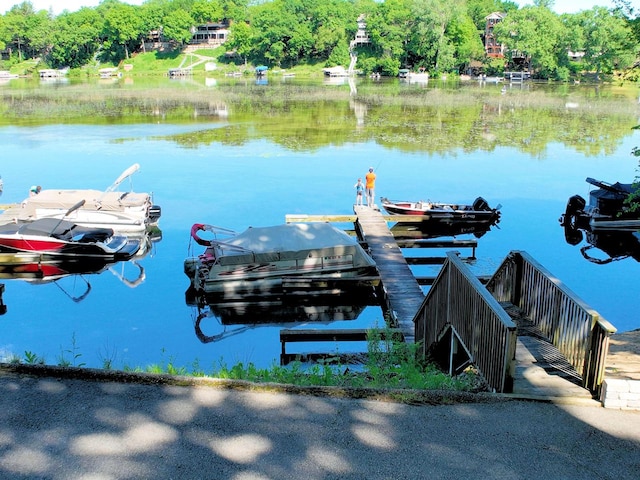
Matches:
[187,287,377,344]
[0,230,158,307]
[390,220,499,240]
[563,225,640,265]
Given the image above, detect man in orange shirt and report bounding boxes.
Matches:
[365,167,376,207]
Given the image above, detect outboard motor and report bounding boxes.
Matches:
[559,195,586,229]
[472,197,490,211]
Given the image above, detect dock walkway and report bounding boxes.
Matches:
[501,302,595,401]
[353,206,424,343]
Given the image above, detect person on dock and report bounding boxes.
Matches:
[354,178,364,206]
[365,167,376,207]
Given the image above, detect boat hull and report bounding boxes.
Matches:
[380,197,501,225]
[0,218,140,261]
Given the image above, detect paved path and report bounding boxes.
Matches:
[0,368,639,480]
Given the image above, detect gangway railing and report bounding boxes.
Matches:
[485,250,616,394]
[414,252,517,393]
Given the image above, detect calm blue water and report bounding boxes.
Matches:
[0,111,639,371]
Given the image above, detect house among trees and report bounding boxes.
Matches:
[484,12,506,58]
[189,21,230,46]
[352,14,371,47]
[484,12,531,73]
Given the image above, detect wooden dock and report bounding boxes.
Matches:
[353,206,424,343]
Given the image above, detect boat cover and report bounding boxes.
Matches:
[214,223,374,267]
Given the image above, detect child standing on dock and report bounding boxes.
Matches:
[354,178,364,206]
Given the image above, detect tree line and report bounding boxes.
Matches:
[0,0,638,80]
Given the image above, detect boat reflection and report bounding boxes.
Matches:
[562,224,640,264]
[0,230,159,301]
[187,287,377,344]
[390,219,498,239]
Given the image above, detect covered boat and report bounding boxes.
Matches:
[560,177,640,231]
[0,217,140,261]
[6,164,161,233]
[380,196,501,224]
[185,222,378,299]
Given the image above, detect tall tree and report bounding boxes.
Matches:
[100,1,144,60]
[407,0,466,73]
[227,20,253,65]
[249,0,313,67]
[574,7,636,77]
[48,8,102,68]
[191,0,224,23]
[493,5,565,78]
[2,2,37,61]
[365,0,412,74]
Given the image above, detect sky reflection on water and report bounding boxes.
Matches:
[0,115,639,371]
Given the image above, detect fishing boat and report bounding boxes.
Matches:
[184,222,378,299]
[380,196,501,224]
[5,164,161,234]
[560,177,640,231]
[0,202,140,261]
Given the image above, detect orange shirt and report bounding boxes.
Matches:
[365,172,376,189]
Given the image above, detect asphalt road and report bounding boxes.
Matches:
[0,367,639,480]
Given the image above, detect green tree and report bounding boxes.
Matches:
[24,9,54,59]
[48,8,102,68]
[447,12,486,72]
[309,0,354,63]
[406,0,466,73]
[162,9,195,45]
[100,1,144,60]
[365,0,412,74]
[574,7,636,77]
[191,0,223,23]
[0,16,5,52]
[466,0,518,30]
[2,1,36,61]
[493,5,565,78]
[249,0,314,67]
[227,20,253,65]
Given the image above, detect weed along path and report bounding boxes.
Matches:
[0,366,639,480]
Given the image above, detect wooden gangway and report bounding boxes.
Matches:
[415,251,616,397]
[283,209,615,400]
[352,206,425,342]
[283,208,479,352]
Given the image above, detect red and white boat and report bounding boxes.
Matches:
[0,211,140,262]
[380,196,501,225]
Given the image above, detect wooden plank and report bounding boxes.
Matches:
[280,328,403,343]
[395,239,478,249]
[281,352,369,365]
[280,328,405,357]
[285,214,357,223]
[281,276,380,289]
[354,206,425,343]
[285,213,434,223]
[416,275,491,286]
[405,257,478,265]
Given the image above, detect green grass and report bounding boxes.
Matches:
[7,327,486,393]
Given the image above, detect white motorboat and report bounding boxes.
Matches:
[184,222,378,299]
[4,164,161,234]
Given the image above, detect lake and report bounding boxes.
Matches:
[0,76,638,372]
